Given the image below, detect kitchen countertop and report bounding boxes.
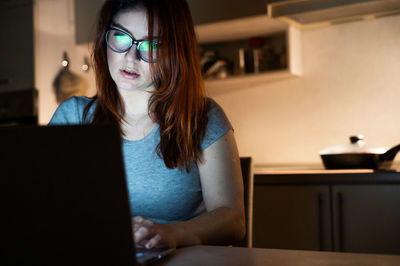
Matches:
[253,162,400,185]
[254,161,400,175]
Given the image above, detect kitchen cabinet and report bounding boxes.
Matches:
[0,0,37,125]
[253,185,332,251]
[0,0,34,92]
[253,171,400,255]
[187,0,269,25]
[332,185,400,254]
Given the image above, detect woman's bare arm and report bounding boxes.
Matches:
[133,130,246,248]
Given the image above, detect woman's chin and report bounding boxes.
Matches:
[117,82,137,91]
[117,82,156,93]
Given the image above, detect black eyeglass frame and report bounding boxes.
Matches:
[105,27,158,63]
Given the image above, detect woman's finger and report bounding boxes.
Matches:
[145,233,162,249]
[133,216,154,227]
[133,223,140,232]
[141,219,154,227]
[134,226,151,243]
[133,216,143,222]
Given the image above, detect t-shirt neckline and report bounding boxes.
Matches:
[122,123,159,144]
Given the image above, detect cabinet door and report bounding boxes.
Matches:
[332,185,400,254]
[187,0,268,25]
[253,185,332,251]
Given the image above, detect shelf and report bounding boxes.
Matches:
[195,15,288,43]
[197,16,303,91]
[204,69,298,91]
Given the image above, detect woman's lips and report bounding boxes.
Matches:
[120,69,140,80]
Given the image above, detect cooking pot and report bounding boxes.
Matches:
[319,135,400,170]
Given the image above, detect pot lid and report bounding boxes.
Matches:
[319,135,387,155]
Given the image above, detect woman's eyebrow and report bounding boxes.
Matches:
[111,22,157,40]
[111,23,134,36]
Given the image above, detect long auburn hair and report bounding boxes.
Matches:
[84,0,208,171]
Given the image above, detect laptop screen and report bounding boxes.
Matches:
[0,125,138,266]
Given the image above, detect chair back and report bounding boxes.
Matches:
[234,157,254,248]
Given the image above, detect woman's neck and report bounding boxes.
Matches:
[118,88,156,141]
[119,88,152,120]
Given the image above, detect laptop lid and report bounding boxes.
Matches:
[0,124,137,266]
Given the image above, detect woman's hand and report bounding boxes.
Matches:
[132,216,180,249]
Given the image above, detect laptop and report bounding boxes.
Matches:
[0,124,174,266]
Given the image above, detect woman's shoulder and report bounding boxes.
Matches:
[205,97,219,111]
[201,97,233,150]
[48,96,96,125]
[61,96,93,109]
[205,97,225,118]
[205,97,231,127]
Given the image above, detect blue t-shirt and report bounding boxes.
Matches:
[49,96,232,224]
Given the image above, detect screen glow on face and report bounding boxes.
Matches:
[106,27,158,63]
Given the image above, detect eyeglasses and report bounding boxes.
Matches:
[105,27,158,63]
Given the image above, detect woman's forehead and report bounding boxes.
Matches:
[112,8,158,39]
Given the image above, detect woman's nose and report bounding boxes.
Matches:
[125,45,139,61]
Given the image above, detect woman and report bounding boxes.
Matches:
[49,0,245,249]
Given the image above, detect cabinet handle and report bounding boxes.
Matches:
[337,192,344,252]
[317,193,324,251]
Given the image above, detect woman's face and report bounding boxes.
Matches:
[107,8,156,92]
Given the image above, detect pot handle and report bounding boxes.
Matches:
[379,144,400,162]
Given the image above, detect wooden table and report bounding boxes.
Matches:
[159,245,400,266]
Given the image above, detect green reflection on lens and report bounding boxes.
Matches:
[115,34,131,46]
[140,41,157,52]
